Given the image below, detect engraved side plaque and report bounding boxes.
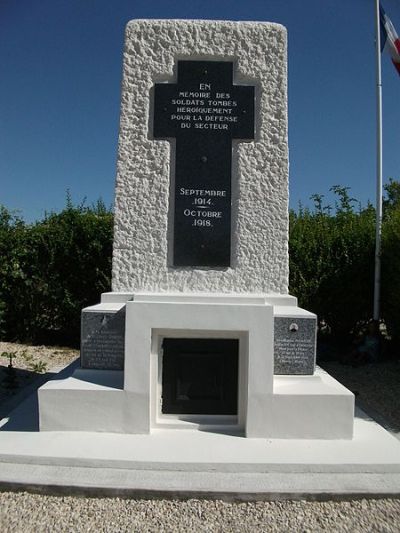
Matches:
[81,309,125,370]
[274,317,317,375]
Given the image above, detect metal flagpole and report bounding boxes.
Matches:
[373,0,383,321]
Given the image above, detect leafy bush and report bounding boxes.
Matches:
[381,179,400,344]
[0,198,113,346]
[0,206,25,339]
[290,185,386,341]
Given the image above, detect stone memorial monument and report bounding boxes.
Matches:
[39,19,354,439]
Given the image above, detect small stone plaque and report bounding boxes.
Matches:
[274,316,316,375]
[81,309,125,370]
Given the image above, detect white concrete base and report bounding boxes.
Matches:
[271,371,354,439]
[40,292,353,439]
[2,463,400,500]
[39,370,130,433]
[39,366,354,439]
[2,410,400,474]
[2,382,400,498]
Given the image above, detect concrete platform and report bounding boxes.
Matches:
[38,366,354,439]
[1,379,400,499]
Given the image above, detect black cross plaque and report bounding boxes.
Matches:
[153,60,254,267]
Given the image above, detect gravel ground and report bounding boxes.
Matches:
[0,343,399,531]
[0,342,79,404]
[0,493,399,532]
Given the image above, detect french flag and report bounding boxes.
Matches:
[380,4,400,76]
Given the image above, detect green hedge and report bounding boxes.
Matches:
[289,182,400,344]
[0,182,399,346]
[0,199,113,346]
[381,179,400,345]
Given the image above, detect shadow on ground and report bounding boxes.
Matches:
[0,359,79,432]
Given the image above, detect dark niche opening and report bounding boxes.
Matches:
[161,338,239,415]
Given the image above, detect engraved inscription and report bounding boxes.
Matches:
[274,317,317,375]
[81,310,125,370]
[164,87,239,132]
[153,60,255,267]
[180,187,225,230]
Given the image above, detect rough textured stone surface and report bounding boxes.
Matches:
[112,20,288,294]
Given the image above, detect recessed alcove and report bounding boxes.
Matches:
[161,338,239,416]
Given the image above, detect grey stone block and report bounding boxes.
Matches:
[81,309,125,370]
[274,316,317,375]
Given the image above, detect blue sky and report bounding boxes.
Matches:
[1,0,399,222]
